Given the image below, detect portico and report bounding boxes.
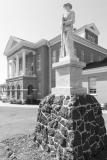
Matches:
[7,49,36,79]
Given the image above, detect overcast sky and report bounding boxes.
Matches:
[0,0,107,84]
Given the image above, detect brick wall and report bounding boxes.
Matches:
[51,41,107,88]
[36,45,49,99]
[74,42,107,64]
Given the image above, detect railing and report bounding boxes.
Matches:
[26,69,33,76]
[19,70,23,76]
[8,70,34,78]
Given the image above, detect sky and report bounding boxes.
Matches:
[0,0,107,84]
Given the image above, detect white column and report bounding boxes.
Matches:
[11,58,14,78]
[7,59,9,79]
[22,49,26,75]
[16,54,19,76]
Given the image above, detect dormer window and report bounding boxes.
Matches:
[87,34,96,43]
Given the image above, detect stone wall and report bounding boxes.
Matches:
[34,94,107,160]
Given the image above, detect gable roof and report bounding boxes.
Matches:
[74,23,100,36]
[4,36,22,55]
[3,36,48,57]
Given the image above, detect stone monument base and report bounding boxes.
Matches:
[34,94,107,160]
[52,58,87,95]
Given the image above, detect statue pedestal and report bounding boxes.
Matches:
[52,58,87,95]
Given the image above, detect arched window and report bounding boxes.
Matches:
[7,85,10,96]
[12,85,15,97]
[17,84,21,99]
[28,85,33,95]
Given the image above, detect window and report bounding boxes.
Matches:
[52,79,55,88]
[99,56,101,61]
[17,84,21,99]
[90,53,94,62]
[59,47,61,58]
[37,54,41,70]
[88,34,91,41]
[28,85,33,95]
[92,37,95,43]
[12,85,15,97]
[38,82,41,94]
[7,85,10,96]
[81,50,84,62]
[19,58,22,71]
[89,77,96,94]
[87,33,96,43]
[52,51,56,63]
[74,48,77,56]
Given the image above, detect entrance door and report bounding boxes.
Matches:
[17,84,20,99]
[28,85,33,95]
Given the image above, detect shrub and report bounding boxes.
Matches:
[35,99,41,105]
[26,96,31,104]
[2,98,8,103]
[10,98,13,104]
[26,95,41,105]
[16,99,22,104]
[10,98,17,104]
[30,98,35,104]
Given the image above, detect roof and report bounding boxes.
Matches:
[83,58,107,70]
[74,23,100,36]
[3,36,47,57]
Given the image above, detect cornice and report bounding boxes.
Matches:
[83,66,107,75]
[49,35,61,46]
[49,33,107,55]
[4,38,47,57]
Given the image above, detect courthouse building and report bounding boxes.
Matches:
[3,23,107,103]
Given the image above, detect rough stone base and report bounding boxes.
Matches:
[34,94,107,160]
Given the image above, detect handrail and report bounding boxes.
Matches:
[26,69,33,75]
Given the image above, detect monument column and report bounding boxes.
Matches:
[22,49,26,75]
[33,51,36,76]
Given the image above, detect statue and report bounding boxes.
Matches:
[60,3,77,60]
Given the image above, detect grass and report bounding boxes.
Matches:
[0,106,38,142]
[0,106,107,160]
[0,106,107,142]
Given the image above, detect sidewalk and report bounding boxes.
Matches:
[0,101,39,108]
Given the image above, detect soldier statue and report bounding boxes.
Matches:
[60,3,77,60]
